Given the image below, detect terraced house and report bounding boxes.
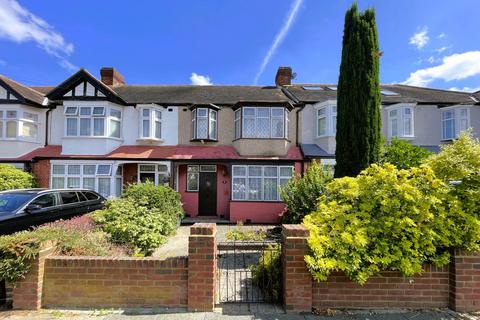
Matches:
[0,66,478,223]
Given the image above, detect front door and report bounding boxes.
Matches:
[198,172,217,216]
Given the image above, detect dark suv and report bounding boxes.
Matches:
[0,189,106,235]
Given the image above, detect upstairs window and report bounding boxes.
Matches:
[388,106,414,139]
[234,106,288,139]
[316,105,336,137]
[140,108,162,140]
[65,106,121,138]
[0,109,39,141]
[442,107,469,140]
[191,107,217,140]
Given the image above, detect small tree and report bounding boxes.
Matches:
[0,164,36,191]
[280,160,332,223]
[335,3,382,177]
[381,138,431,169]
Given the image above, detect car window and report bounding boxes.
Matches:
[77,192,88,201]
[84,191,100,200]
[0,193,34,214]
[60,192,79,204]
[30,194,56,208]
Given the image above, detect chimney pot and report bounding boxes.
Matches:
[275,66,293,86]
[100,67,125,86]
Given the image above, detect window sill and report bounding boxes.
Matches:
[137,137,165,143]
[232,137,291,142]
[389,136,415,140]
[63,136,124,141]
[0,138,39,143]
[190,138,218,142]
[316,134,335,138]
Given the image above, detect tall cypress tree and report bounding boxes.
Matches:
[334,3,381,177]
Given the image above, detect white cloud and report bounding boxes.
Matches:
[427,56,439,64]
[448,86,480,93]
[402,51,480,87]
[190,72,212,85]
[435,46,450,53]
[253,0,303,85]
[438,33,446,39]
[0,0,76,71]
[409,27,429,49]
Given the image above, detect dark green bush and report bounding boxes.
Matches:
[93,182,184,255]
[381,138,432,169]
[250,244,282,302]
[0,164,36,191]
[122,181,184,220]
[280,160,332,223]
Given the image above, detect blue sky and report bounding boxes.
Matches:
[0,0,479,91]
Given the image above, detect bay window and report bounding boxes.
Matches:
[234,106,289,139]
[65,106,121,138]
[316,104,336,137]
[442,107,469,140]
[51,163,122,198]
[140,108,162,140]
[0,109,39,141]
[387,105,414,139]
[191,107,217,140]
[232,165,293,201]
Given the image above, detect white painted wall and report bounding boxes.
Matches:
[49,101,179,155]
[0,104,46,159]
[300,101,480,155]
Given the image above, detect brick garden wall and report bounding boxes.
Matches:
[282,224,480,314]
[42,257,188,308]
[312,266,450,310]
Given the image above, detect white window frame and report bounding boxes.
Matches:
[50,162,122,198]
[137,163,171,186]
[64,105,122,139]
[236,106,288,139]
[191,107,218,140]
[231,165,294,202]
[386,104,415,139]
[186,165,199,192]
[0,108,39,141]
[139,107,163,140]
[315,102,336,138]
[441,106,470,140]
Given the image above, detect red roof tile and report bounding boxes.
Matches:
[3,145,303,161]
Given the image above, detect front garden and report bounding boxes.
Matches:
[0,181,184,286]
[281,132,480,284]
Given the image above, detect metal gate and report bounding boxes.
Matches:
[217,240,282,303]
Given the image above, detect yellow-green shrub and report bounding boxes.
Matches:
[304,163,477,284]
[0,164,36,191]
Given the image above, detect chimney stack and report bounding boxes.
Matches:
[100,67,125,86]
[275,66,293,86]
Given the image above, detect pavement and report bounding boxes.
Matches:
[0,307,478,320]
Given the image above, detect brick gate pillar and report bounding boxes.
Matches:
[188,223,217,312]
[282,224,312,313]
[13,244,55,310]
[449,249,480,312]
